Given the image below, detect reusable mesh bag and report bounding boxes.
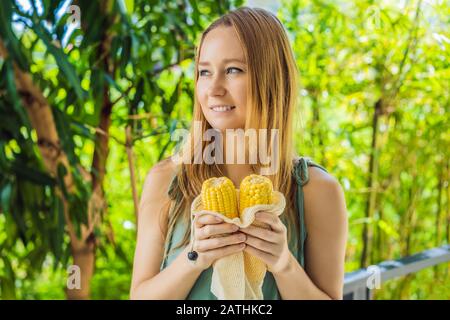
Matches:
[189,189,286,300]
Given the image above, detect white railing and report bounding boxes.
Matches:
[343,244,450,300]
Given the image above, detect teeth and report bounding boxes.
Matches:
[211,105,235,112]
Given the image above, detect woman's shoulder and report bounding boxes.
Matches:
[306,165,339,188]
[303,164,347,227]
[144,157,179,187]
[148,157,178,175]
[140,157,179,210]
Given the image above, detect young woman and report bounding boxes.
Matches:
[130,7,348,300]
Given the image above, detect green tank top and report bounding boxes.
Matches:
[160,157,328,300]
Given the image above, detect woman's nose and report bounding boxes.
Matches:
[207,77,226,97]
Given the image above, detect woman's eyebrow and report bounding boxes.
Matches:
[198,58,246,66]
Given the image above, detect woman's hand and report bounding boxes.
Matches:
[240,211,293,275]
[191,214,247,271]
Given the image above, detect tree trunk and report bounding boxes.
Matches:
[445,159,449,239]
[0,40,96,299]
[310,92,326,166]
[433,158,444,277]
[360,98,382,268]
[126,126,139,223]
[435,161,443,246]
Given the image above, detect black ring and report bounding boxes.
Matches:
[187,250,198,261]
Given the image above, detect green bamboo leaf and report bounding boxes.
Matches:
[52,107,77,165]
[104,73,125,97]
[162,73,183,115]
[0,2,29,71]
[125,0,134,13]
[2,59,30,127]
[70,121,95,139]
[115,244,132,268]
[56,163,69,199]
[26,246,47,272]
[0,256,16,299]
[41,0,66,25]
[10,201,27,245]
[130,78,144,113]
[90,68,105,102]
[78,1,105,48]
[51,196,65,267]
[0,183,12,213]
[158,137,173,161]
[120,35,132,76]
[11,160,56,186]
[31,24,86,101]
[378,219,400,239]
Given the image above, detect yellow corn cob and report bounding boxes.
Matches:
[239,174,273,216]
[201,177,238,219]
[239,174,274,284]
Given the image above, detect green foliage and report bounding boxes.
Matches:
[279,0,449,297]
[0,0,243,299]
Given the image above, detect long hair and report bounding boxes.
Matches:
[163,7,301,259]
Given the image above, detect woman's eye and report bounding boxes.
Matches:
[227,67,242,74]
[199,69,210,76]
[199,67,242,76]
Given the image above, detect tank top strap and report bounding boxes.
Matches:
[293,156,328,186]
[167,171,180,201]
[293,156,328,267]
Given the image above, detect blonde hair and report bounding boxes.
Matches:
[163,7,301,259]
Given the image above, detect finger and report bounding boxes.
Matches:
[206,243,246,261]
[195,232,246,252]
[244,234,277,254]
[255,212,285,233]
[244,243,274,264]
[197,223,239,240]
[195,214,223,228]
[239,225,278,243]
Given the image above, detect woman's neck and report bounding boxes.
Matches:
[219,135,255,187]
[221,163,255,188]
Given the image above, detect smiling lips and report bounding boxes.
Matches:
[210,105,236,112]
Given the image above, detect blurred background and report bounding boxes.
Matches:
[0,0,448,299]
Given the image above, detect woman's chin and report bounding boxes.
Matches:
[209,122,243,132]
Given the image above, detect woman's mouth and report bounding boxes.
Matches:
[210,105,236,112]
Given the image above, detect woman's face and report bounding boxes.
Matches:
[196,26,248,131]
